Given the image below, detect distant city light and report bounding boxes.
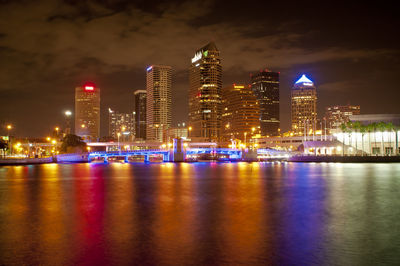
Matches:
[85,86,94,91]
[65,110,72,116]
[147,66,153,72]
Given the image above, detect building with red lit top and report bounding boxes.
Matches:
[75,82,100,142]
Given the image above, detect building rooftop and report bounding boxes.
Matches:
[295,74,313,84]
[198,42,218,52]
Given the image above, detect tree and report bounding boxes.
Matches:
[358,123,366,156]
[386,122,395,155]
[340,123,347,155]
[370,122,378,155]
[346,121,354,155]
[366,123,374,155]
[0,138,8,158]
[352,121,362,155]
[377,122,387,155]
[61,134,87,153]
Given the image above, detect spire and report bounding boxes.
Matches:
[295,74,313,84]
[199,42,218,52]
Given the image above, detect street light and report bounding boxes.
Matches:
[6,124,12,156]
[188,126,192,138]
[121,126,126,142]
[54,127,59,138]
[64,111,72,134]
[117,132,121,153]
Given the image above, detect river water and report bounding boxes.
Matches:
[0,162,399,265]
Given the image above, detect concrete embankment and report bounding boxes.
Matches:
[289,155,400,163]
[0,157,53,165]
[0,153,89,166]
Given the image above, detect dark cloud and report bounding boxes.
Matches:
[0,0,399,136]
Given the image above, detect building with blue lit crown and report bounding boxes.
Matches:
[291,74,317,135]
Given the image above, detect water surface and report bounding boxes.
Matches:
[0,162,399,265]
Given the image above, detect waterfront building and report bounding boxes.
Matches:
[75,82,100,141]
[221,84,259,142]
[327,114,400,156]
[326,104,360,131]
[250,70,280,136]
[188,42,222,142]
[134,90,147,140]
[146,65,172,142]
[291,74,317,135]
[108,108,135,141]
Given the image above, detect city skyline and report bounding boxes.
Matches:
[0,1,399,137]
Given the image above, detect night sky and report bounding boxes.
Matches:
[0,0,399,137]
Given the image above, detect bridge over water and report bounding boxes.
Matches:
[88,147,289,163]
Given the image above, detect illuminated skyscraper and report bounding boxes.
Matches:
[75,82,100,141]
[250,70,280,136]
[291,74,317,135]
[189,42,222,142]
[221,84,259,142]
[108,108,135,141]
[134,90,147,140]
[146,65,172,141]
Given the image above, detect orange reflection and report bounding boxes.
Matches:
[153,163,197,263]
[0,166,30,264]
[37,164,70,265]
[220,163,270,263]
[104,163,136,263]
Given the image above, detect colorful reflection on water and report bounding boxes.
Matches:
[0,162,399,265]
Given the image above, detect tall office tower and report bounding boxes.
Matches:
[325,104,360,130]
[221,84,259,142]
[75,82,100,141]
[108,108,135,141]
[146,65,172,142]
[134,90,147,140]
[188,42,222,142]
[250,70,280,136]
[291,74,317,135]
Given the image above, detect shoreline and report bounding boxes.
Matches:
[2,155,400,166]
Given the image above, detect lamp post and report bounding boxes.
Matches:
[54,127,59,139]
[188,126,192,138]
[117,132,121,154]
[121,126,126,142]
[6,124,12,156]
[64,110,72,135]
